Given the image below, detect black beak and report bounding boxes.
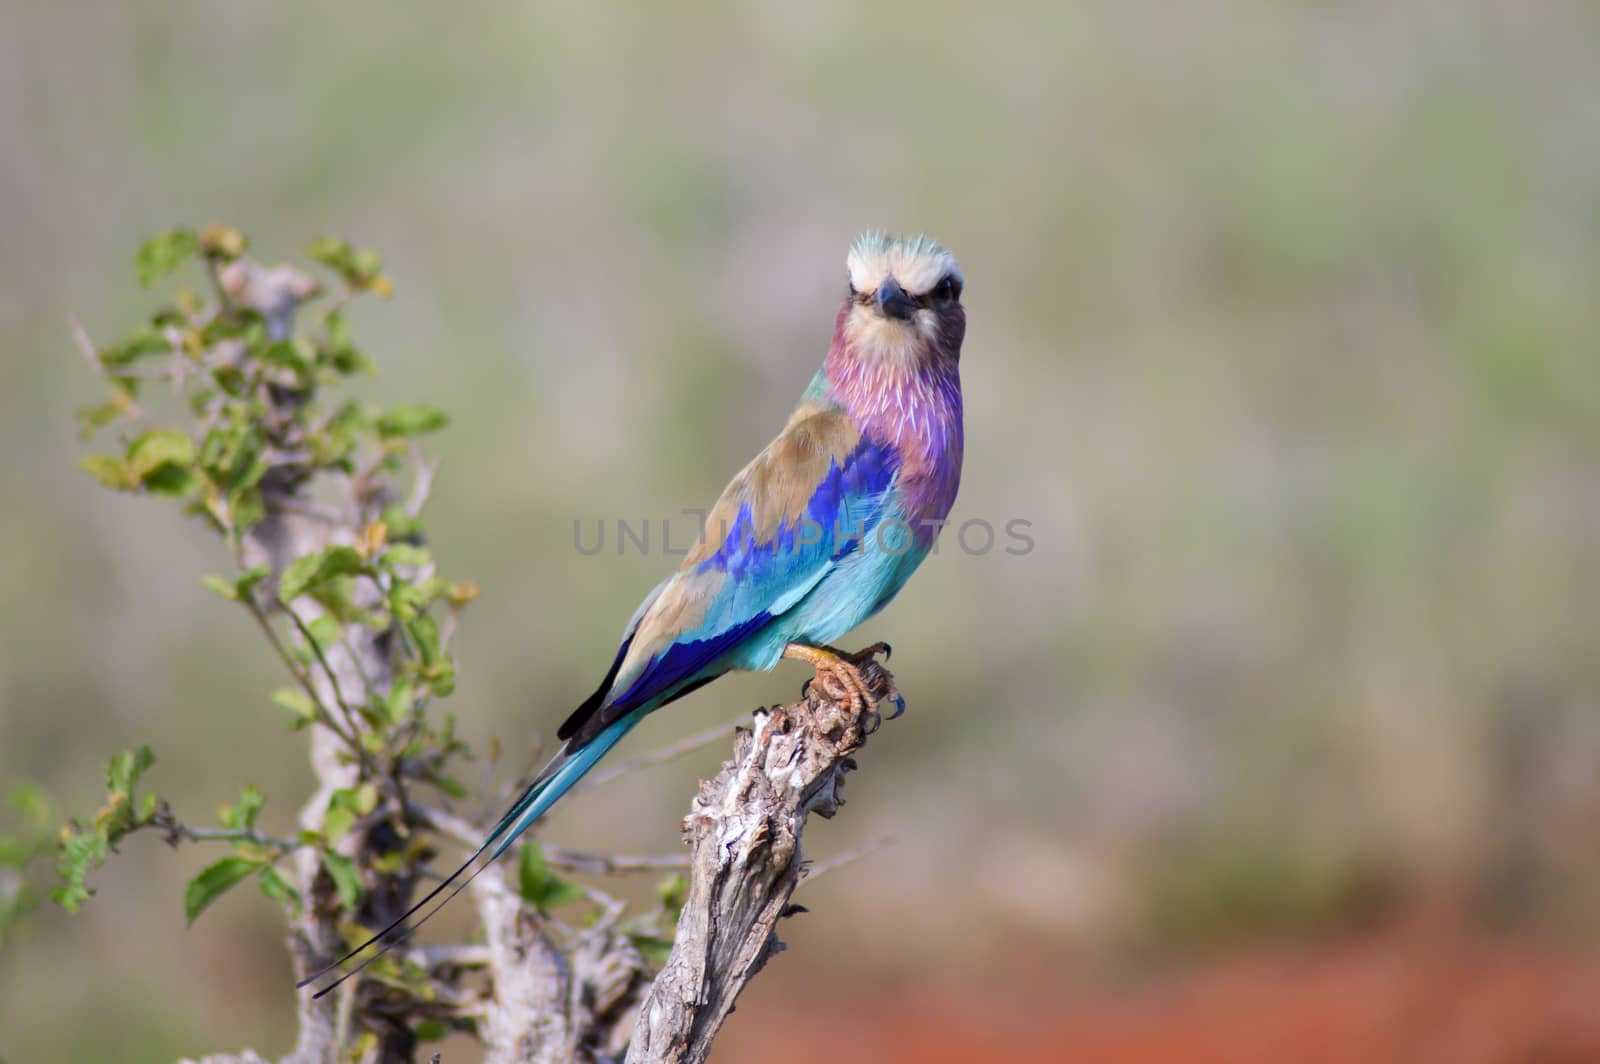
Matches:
[876,279,914,321]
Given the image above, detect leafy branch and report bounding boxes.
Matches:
[30,226,685,1061]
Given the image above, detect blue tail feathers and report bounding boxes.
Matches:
[488,710,642,861]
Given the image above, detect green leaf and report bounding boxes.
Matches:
[201,574,238,601]
[309,574,366,625]
[307,237,358,276]
[102,328,170,366]
[307,237,389,294]
[380,503,423,541]
[80,454,136,491]
[231,488,266,535]
[184,856,262,925]
[270,687,317,723]
[407,612,441,665]
[518,843,585,913]
[414,1019,449,1043]
[106,746,156,798]
[144,463,198,496]
[199,425,267,502]
[52,830,109,912]
[76,398,127,438]
[278,545,365,602]
[304,615,342,656]
[378,543,432,571]
[420,658,456,698]
[261,339,315,377]
[320,311,376,375]
[202,565,269,603]
[321,784,378,847]
[376,404,448,438]
[330,785,376,817]
[388,581,426,623]
[380,677,414,724]
[322,851,362,910]
[322,807,354,844]
[223,785,264,831]
[136,229,200,286]
[125,430,196,489]
[257,866,301,912]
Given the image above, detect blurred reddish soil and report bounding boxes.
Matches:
[714,907,1600,1064]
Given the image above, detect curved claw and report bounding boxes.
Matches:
[885,692,907,720]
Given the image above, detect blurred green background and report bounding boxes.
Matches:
[3,2,1598,1061]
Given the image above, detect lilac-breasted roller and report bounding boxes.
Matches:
[305,232,966,994]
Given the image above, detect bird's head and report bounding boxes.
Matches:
[840,232,965,367]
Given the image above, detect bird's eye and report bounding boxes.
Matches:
[930,275,962,303]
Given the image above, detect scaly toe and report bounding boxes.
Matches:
[851,642,892,666]
[846,665,878,714]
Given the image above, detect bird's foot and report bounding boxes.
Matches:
[840,643,905,720]
[783,642,904,720]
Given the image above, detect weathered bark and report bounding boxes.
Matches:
[627,673,889,1064]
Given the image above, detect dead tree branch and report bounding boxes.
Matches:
[627,671,893,1064]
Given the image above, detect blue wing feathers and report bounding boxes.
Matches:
[564,434,898,752]
[602,611,771,716]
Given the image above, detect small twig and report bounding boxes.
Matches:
[137,808,301,854]
[171,825,301,850]
[69,316,157,402]
[406,442,439,520]
[542,847,691,877]
[438,604,462,657]
[803,833,897,882]
[68,315,104,371]
[574,718,746,795]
